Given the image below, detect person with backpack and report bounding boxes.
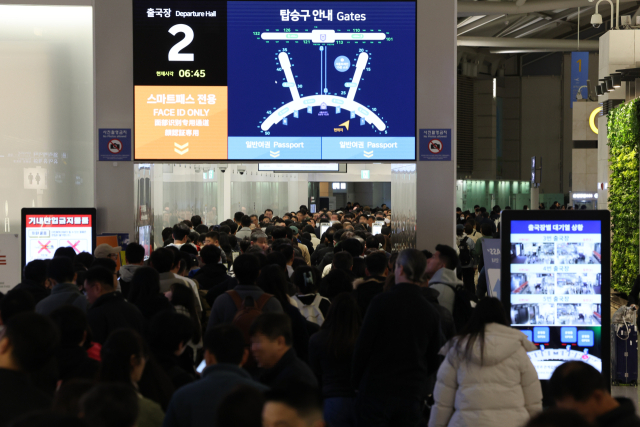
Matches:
[429,298,542,427]
[426,245,472,332]
[457,225,476,300]
[472,223,494,273]
[352,249,442,427]
[291,266,331,326]
[207,254,283,330]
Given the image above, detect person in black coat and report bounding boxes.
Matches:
[84,267,146,344]
[193,245,231,291]
[249,313,318,389]
[13,260,50,305]
[128,267,175,321]
[308,294,361,427]
[148,311,196,390]
[0,313,58,427]
[353,252,388,317]
[310,229,336,266]
[49,306,100,384]
[352,249,442,427]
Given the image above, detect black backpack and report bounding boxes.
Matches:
[445,283,474,331]
[458,236,471,266]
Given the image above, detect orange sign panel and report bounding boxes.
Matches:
[134,85,228,160]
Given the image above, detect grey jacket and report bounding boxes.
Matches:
[35,282,88,315]
[235,229,252,241]
[207,284,283,330]
[429,268,464,315]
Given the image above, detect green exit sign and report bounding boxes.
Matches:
[361,170,370,179]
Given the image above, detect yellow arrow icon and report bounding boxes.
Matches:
[339,120,350,131]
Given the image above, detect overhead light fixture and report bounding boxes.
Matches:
[611,73,622,87]
[604,76,614,92]
[600,82,608,94]
[595,84,604,96]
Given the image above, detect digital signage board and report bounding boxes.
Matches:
[21,208,97,270]
[501,210,610,383]
[133,0,416,161]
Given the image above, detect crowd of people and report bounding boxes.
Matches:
[0,203,635,427]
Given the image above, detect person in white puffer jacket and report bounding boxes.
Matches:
[429,297,542,427]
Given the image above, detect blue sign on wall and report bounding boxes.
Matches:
[570,52,589,108]
[99,129,132,161]
[419,129,451,161]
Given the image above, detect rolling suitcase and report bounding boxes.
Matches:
[612,306,638,385]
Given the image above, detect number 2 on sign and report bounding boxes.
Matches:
[169,24,194,61]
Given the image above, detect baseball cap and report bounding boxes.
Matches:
[289,226,299,235]
[94,243,121,259]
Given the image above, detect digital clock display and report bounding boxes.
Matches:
[133,0,416,161]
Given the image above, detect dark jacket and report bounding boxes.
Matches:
[299,236,314,256]
[133,295,175,321]
[87,292,146,344]
[596,398,640,427]
[55,347,100,383]
[281,302,311,362]
[308,329,356,398]
[35,282,88,315]
[353,276,385,316]
[193,263,230,291]
[13,280,50,305]
[352,257,367,279]
[0,368,51,427]
[352,282,442,399]
[162,364,268,427]
[311,243,333,266]
[154,351,195,390]
[204,277,238,307]
[259,348,318,389]
[420,287,456,341]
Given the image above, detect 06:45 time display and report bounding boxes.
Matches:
[178,69,206,78]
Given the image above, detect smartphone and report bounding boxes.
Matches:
[320,223,330,237]
[372,221,385,236]
[197,360,206,374]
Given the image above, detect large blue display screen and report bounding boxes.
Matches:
[133,0,416,160]
[227,1,415,160]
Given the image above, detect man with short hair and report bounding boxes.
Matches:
[193,245,229,291]
[550,361,638,427]
[153,247,203,316]
[119,242,146,298]
[0,289,35,325]
[353,251,388,316]
[85,266,146,344]
[236,216,253,241]
[425,244,463,315]
[163,325,268,427]
[250,214,259,227]
[233,211,244,228]
[0,313,59,426]
[191,215,202,228]
[264,209,274,219]
[250,231,269,251]
[168,223,191,249]
[207,254,283,329]
[14,260,50,305]
[310,228,335,266]
[36,257,88,315]
[263,383,326,427]
[353,249,442,427]
[250,313,317,388]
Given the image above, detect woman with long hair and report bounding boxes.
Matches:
[429,298,542,427]
[257,264,313,362]
[128,267,174,320]
[99,329,165,427]
[165,282,202,361]
[308,293,362,427]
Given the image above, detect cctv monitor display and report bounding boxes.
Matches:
[501,210,610,382]
[133,0,416,161]
[21,208,97,270]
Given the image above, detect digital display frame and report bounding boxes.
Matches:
[21,208,97,272]
[133,0,416,161]
[500,210,610,385]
